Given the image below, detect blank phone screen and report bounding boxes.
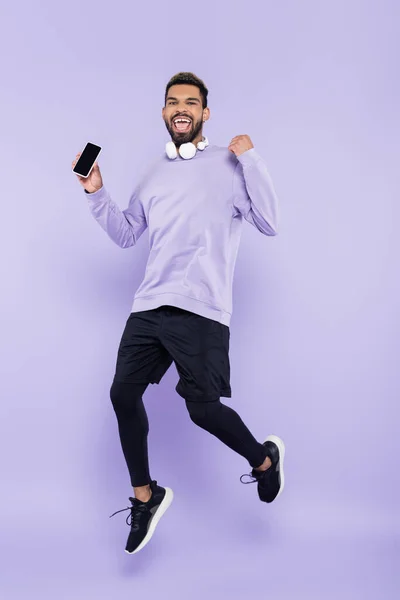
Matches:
[73,142,102,177]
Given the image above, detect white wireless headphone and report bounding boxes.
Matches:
[165,136,209,160]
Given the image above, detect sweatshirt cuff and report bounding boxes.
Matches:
[236,147,261,167]
[84,185,106,199]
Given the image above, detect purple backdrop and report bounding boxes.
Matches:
[1,0,399,598]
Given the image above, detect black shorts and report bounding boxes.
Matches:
[113,305,231,402]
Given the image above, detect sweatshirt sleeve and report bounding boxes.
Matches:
[84,184,147,248]
[232,148,279,235]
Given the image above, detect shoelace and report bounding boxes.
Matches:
[240,466,273,485]
[240,473,259,484]
[109,501,150,527]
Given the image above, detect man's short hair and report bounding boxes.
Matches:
[165,72,208,109]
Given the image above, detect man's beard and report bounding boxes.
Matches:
[164,117,203,146]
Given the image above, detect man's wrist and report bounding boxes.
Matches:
[237,147,261,166]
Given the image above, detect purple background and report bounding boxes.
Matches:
[1,0,399,598]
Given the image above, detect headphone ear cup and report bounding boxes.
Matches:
[179,143,196,160]
[166,141,178,159]
[166,138,208,160]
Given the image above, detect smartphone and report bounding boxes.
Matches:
[73,142,102,178]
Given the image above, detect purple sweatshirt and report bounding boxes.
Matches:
[85,144,279,326]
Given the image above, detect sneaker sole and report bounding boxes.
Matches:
[125,487,174,555]
[264,434,285,499]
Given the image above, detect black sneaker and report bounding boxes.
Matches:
[240,434,285,503]
[109,480,173,554]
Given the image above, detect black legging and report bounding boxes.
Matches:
[110,381,268,488]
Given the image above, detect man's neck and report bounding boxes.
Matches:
[191,132,204,147]
[176,132,204,148]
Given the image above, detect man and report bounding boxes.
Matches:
[72,72,285,555]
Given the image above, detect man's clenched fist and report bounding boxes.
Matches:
[228,135,254,157]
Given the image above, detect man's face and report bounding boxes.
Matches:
[162,84,209,146]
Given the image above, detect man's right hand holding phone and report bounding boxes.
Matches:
[72,153,103,194]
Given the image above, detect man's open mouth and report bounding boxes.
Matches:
[172,117,192,133]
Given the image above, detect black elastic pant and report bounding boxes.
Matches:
[110,381,269,488]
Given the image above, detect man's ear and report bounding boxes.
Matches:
[203,107,210,122]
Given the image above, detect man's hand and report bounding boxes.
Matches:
[72,153,103,193]
[228,135,254,157]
